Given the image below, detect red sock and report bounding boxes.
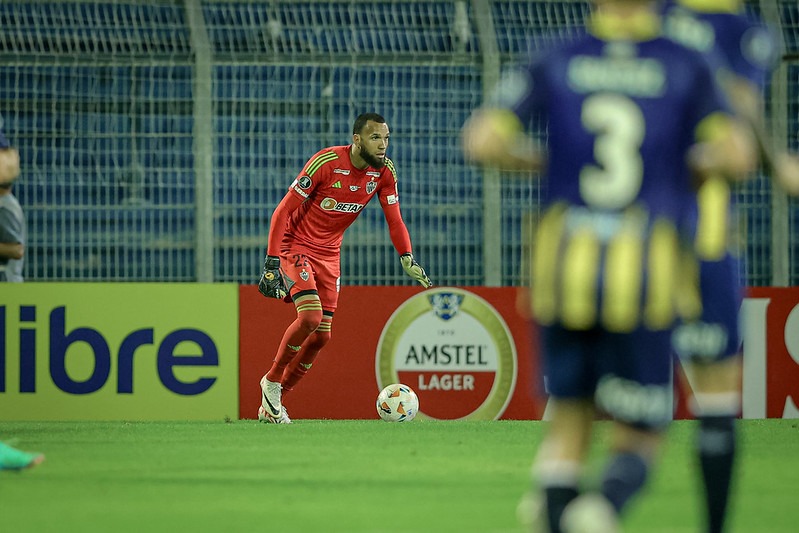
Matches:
[282,316,331,391]
[265,309,322,382]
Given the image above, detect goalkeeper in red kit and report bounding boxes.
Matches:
[256,112,432,424]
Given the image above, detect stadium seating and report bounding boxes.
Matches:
[1,0,793,284]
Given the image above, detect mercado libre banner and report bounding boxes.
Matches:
[0,283,239,421]
[239,285,547,421]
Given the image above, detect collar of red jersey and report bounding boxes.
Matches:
[589,9,660,42]
[676,0,742,14]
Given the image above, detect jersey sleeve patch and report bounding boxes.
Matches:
[291,176,311,198]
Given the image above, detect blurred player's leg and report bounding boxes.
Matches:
[674,254,742,533]
[0,441,45,471]
[686,357,741,533]
[599,424,661,515]
[530,398,594,533]
[560,493,618,533]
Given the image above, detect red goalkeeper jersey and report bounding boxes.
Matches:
[274,144,407,258]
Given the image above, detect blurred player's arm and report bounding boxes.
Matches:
[0,146,23,260]
[461,108,544,172]
[0,240,24,260]
[688,112,757,183]
[725,76,799,195]
[0,147,20,183]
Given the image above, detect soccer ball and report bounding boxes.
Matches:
[376,383,419,422]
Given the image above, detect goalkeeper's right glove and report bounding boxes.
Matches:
[258,255,288,299]
[400,253,432,288]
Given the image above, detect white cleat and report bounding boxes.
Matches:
[259,375,283,419]
[560,494,619,533]
[258,405,292,424]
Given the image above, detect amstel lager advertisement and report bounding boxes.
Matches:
[239,285,544,420]
[0,283,239,420]
[376,288,517,420]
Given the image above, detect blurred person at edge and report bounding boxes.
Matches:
[0,115,42,472]
[663,1,799,532]
[0,114,24,283]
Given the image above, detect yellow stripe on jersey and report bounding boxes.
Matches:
[305,151,339,177]
[602,220,644,333]
[385,158,398,182]
[695,175,730,260]
[589,9,660,41]
[675,246,702,321]
[677,0,742,14]
[644,219,680,330]
[561,226,601,331]
[675,247,703,322]
[531,203,567,325]
[531,206,688,332]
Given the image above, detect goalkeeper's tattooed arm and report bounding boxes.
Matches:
[400,253,432,288]
[258,255,288,299]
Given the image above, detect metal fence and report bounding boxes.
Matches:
[1,0,797,286]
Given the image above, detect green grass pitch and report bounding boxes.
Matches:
[2,419,797,532]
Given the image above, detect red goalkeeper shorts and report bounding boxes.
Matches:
[280,251,340,313]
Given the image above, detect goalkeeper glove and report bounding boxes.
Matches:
[400,253,432,288]
[258,255,288,299]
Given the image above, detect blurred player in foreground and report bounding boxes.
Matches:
[0,115,24,283]
[256,113,431,424]
[663,1,799,531]
[462,0,755,531]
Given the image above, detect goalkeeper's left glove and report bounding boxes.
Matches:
[400,253,432,288]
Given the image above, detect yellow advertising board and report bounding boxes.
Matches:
[0,283,238,421]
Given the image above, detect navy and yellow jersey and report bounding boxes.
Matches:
[661,0,778,260]
[494,16,730,332]
[662,0,778,91]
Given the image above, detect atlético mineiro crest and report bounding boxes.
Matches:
[429,293,464,321]
[366,181,377,194]
[300,270,310,281]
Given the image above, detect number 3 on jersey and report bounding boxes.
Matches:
[579,94,645,209]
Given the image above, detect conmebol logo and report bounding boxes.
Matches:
[376,287,517,420]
